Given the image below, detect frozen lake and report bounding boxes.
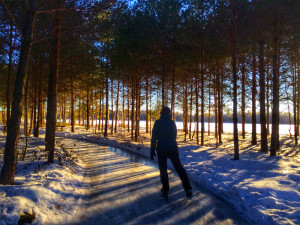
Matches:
[82,120,295,136]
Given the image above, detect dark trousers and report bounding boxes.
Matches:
[157,150,191,192]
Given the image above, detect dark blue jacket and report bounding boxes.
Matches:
[151,114,178,153]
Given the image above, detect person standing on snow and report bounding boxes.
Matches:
[150,106,192,199]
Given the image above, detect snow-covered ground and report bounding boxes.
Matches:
[0,136,88,225]
[56,126,300,225]
[0,125,299,225]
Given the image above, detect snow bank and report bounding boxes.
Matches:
[0,136,88,225]
[56,130,300,225]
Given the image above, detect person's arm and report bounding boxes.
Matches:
[174,122,177,139]
[150,121,158,159]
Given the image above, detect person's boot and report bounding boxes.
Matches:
[185,188,193,199]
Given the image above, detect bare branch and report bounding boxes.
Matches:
[0,0,23,40]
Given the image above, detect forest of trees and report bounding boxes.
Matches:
[0,0,299,184]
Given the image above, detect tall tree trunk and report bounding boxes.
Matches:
[232,11,239,160]
[251,48,257,145]
[208,84,211,136]
[91,78,94,127]
[2,102,5,126]
[127,85,130,132]
[115,80,120,133]
[297,62,300,144]
[101,89,105,132]
[98,87,102,131]
[71,74,75,132]
[78,97,81,125]
[221,73,224,134]
[292,65,297,144]
[111,79,114,134]
[33,66,38,137]
[90,92,93,127]
[86,84,90,130]
[135,74,140,142]
[241,57,246,139]
[218,66,222,144]
[46,1,61,163]
[270,9,279,156]
[6,22,13,126]
[146,75,149,133]
[24,75,29,137]
[149,87,152,134]
[94,90,97,130]
[0,0,36,184]
[171,57,176,120]
[214,72,218,139]
[162,59,166,106]
[28,90,34,136]
[122,82,125,129]
[189,83,193,140]
[63,94,66,124]
[201,47,205,146]
[259,21,268,153]
[195,65,199,145]
[131,79,135,140]
[104,59,109,137]
[36,63,42,136]
[184,83,188,141]
[266,64,270,135]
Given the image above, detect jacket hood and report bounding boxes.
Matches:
[160,114,172,120]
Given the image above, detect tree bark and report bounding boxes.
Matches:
[86,84,90,130]
[214,72,218,140]
[292,66,297,144]
[115,80,120,133]
[146,75,149,133]
[251,48,257,145]
[232,10,239,160]
[6,22,13,126]
[104,58,109,137]
[78,97,81,125]
[110,79,114,134]
[241,57,246,139]
[122,82,125,129]
[195,65,199,145]
[259,23,268,153]
[71,74,75,132]
[46,0,61,163]
[266,64,270,135]
[36,62,42,136]
[201,47,205,146]
[135,74,140,142]
[208,84,211,136]
[270,9,279,156]
[184,83,188,141]
[0,0,36,184]
[91,76,94,127]
[33,64,38,137]
[189,82,193,140]
[218,66,222,144]
[297,62,300,144]
[98,87,102,131]
[127,85,130,132]
[171,56,176,121]
[131,78,135,140]
[24,75,29,137]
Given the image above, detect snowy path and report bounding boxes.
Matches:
[62,139,248,225]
